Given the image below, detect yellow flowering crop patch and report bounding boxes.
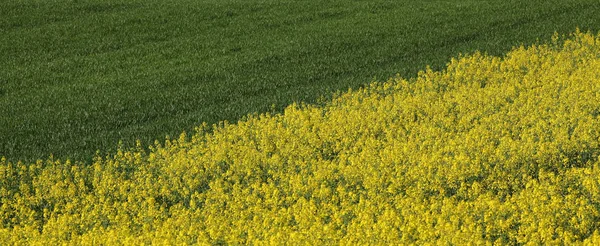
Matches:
[2,30,600,244]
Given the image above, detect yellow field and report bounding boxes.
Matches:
[2,30,600,244]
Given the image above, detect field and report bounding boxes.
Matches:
[2,0,600,163]
[2,31,600,244]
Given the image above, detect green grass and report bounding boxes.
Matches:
[1,0,599,163]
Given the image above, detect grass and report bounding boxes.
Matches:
[1,0,599,163]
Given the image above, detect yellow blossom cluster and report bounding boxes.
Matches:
[2,30,600,244]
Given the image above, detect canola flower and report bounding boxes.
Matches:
[2,30,600,244]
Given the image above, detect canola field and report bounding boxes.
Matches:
[2,31,600,244]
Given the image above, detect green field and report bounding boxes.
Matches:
[2,0,599,163]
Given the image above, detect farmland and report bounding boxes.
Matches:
[1,31,600,244]
[2,0,600,162]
